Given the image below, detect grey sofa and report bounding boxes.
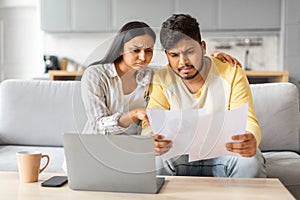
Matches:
[0,80,299,199]
[251,83,300,198]
[0,80,86,172]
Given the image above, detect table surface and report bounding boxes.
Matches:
[0,172,295,200]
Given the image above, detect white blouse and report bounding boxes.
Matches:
[81,63,152,135]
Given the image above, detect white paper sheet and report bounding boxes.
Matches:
[147,104,248,162]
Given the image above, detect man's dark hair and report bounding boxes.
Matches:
[160,14,201,50]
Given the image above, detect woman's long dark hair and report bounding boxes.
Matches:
[89,21,156,66]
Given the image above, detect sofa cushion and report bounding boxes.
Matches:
[250,83,300,153]
[263,151,300,198]
[0,145,65,172]
[0,80,87,146]
[264,151,300,184]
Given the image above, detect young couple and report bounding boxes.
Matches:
[81,14,266,178]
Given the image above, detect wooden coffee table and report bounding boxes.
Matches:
[0,172,295,200]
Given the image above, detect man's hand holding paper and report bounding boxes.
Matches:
[226,131,257,157]
[152,134,173,156]
[147,104,249,162]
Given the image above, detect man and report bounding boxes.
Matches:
[143,14,266,178]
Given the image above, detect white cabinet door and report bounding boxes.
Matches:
[40,0,70,32]
[219,0,281,30]
[113,0,173,30]
[40,0,283,32]
[175,0,218,31]
[71,0,111,31]
[41,0,111,32]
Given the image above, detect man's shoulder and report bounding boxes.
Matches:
[210,56,243,83]
[210,57,238,73]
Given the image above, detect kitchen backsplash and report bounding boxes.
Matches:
[43,32,280,71]
[204,34,279,71]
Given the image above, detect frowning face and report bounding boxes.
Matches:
[166,38,206,80]
[121,34,154,71]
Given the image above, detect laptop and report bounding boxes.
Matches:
[63,134,165,193]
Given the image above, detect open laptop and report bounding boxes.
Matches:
[63,134,165,193]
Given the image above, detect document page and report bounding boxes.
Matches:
[147,104,248,162]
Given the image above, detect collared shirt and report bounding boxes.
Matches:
[81,63,152,134]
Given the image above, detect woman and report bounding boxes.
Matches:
[81,21,240,154]
[81,21,155,135]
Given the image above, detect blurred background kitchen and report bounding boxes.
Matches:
[0,0,299,90]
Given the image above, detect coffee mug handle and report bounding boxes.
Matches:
[39,154,50,173]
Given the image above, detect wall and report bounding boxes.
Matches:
[0,0,44,80]
[42,32,114,68]
[281,0,300,95]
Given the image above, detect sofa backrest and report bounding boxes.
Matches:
[0,80,87,147]
[250,83,300,153]
[1,80,299,152]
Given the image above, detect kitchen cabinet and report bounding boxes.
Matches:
[40,0,70,32]
[41,0,282,32]
[40,0,111,32]
[285,0,300,25]
[71,0,110,31]
[218,0,281,30]
[175,0,217,31]
[113,0,173,30]
[175,0,281,31]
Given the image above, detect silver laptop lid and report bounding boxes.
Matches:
[63,134,160,193]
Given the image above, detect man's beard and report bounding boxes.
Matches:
[171,51,205,81]
[173,66,200,80]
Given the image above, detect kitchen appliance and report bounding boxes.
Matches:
[244,49,251,70]
[44,55,60,73]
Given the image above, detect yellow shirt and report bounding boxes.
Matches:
[144,56,261,144]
